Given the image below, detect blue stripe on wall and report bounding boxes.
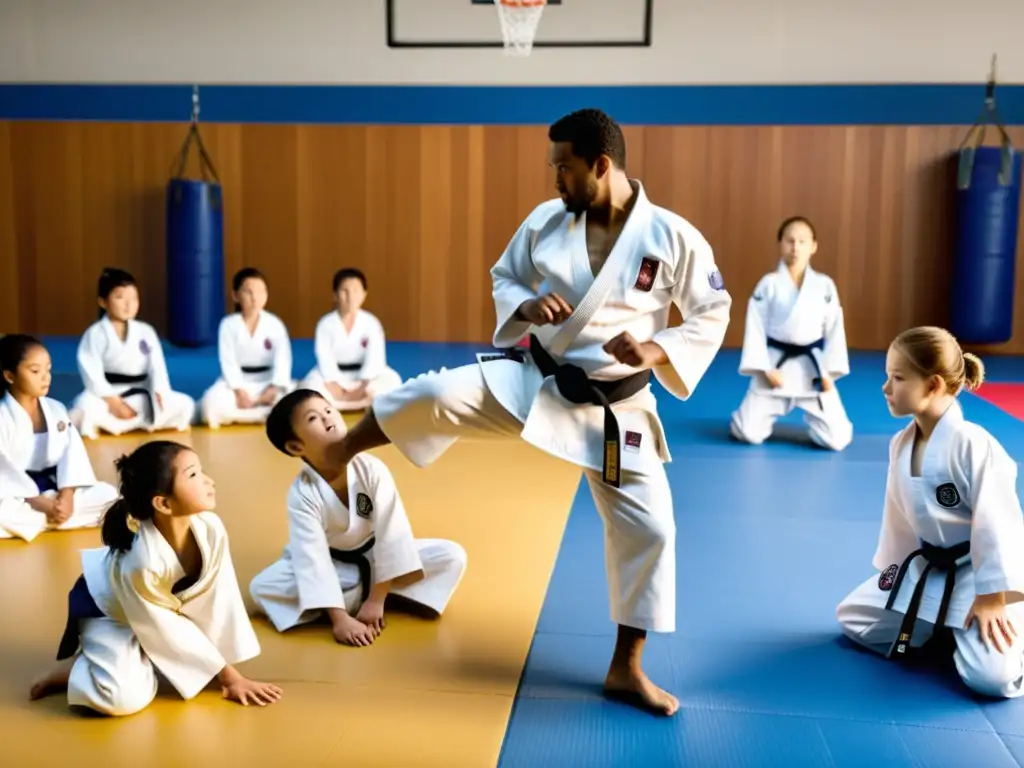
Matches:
[1,83,1022,125]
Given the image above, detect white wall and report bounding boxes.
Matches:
[0,0,1021,85]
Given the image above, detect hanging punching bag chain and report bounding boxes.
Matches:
[170,85,221,184]
[957,54,1014,189]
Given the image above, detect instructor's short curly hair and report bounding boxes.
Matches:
[548,108,626,170]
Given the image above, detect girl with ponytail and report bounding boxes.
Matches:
[30,440,282,715]
[837,326,1024,699]
[1,334,117,542]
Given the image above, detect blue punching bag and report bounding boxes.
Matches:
[950,66,1022,345]
[165,86,225,348]
[950,148,1022,344]
[166,179,224,347]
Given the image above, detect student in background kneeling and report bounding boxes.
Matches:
[250,389,466,647]
[730,216,853,450]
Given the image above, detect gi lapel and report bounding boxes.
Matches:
[546,183,653,357]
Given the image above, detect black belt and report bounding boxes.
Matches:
[337,363,362,372]
[56,575,105,660]
[528,334,651,488]
[104,372,148,385]
[27,466,58,494]
[241,365,271,374]
[767,337,825,391]
[329,536,376,602]
[885,540,970,660]
[104,371,154,421]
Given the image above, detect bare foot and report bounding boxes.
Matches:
[29,657,76,701]
[332,613,376,647]
[603,668,680,716]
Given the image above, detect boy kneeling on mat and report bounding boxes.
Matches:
[250,389,466,646]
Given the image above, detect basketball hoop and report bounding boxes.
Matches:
[496,0,546,57]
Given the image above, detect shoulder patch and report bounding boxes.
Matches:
[936,482,961,508]
[707,269,725,291]
[356,492,373,519]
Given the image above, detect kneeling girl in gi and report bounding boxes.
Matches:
[30,440,281,714]
[837,326,1024,698]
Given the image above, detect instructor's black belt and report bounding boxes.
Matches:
[56,574,105,660]
[330,536,376,602]
[528,334,650,488]
[767,337,825,391]
[885,539,970,660]
[241,365,271,374]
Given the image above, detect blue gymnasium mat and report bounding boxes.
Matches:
[499,350,1024,768]
[34,337,1024,765]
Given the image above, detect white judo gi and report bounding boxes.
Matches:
[0,394,117,542]
[58,512,261,716]
[300,309,403,411]
[249,454,466,631]
[369,182,731,634]
[730,262,852,450]
[200,310,295,428]
[70,317,196,438]
[837,401,1024,697]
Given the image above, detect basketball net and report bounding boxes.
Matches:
[496,0,546,56]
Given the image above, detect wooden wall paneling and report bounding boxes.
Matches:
[2,121,1024,353]
[0,122,18,333]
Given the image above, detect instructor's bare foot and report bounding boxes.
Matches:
[603,668,680,716]
[29,657,75,701]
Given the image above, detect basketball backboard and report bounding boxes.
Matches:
[385,0,653,49]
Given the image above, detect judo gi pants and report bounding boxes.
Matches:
[837,577,1024,698]
[371,362,677,634]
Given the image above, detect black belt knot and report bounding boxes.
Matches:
[767,337,825,391]
[329,536,376,602]
[27,466,58,494]
[886,539,970,660]
[528,334,650,487]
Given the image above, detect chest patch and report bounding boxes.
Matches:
[633,258,660,292]
[355,492,373,519]
[57,420,67,432]
[708,269,726,291]
[139,339,151,355]
[264,338,273,350]
[936,482,961,508]
[878,564,898,591]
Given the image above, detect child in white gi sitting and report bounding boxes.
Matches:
[249,389,467,646]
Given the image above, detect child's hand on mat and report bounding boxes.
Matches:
[965,592,1017,653]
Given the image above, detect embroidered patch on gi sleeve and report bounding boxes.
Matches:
[356,492,374,518]
[878,564,898,591]
[633,257,660,292]
[707,269,725,291]
[936,483,960,508]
